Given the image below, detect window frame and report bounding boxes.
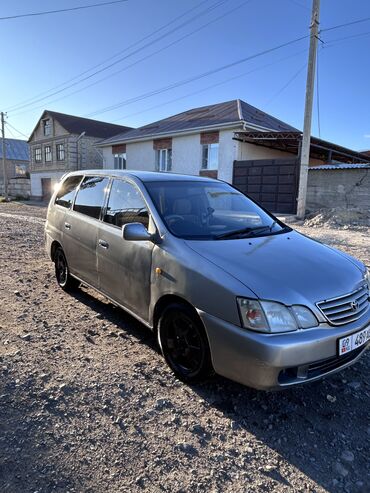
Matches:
[56,143,65,161]
[156,148,172,172]
[43,119,52,136]
[114,152,126,170]
[202,143,219,170]
[54,175,83,209]
[102,177,153,231]
[34,147,42,163]
[44,145,52,163]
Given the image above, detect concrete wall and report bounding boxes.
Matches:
[8,178,31,199]
[307,168,370,210]
[30,171,65,199]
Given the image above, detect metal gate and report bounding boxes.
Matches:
[232,158,299,214]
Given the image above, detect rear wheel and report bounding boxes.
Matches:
[157,303,213,383]
[54,247,79,291]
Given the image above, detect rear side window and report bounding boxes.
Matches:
[55,175,83,208]
[73,176,109,219]
[104,179,149,228]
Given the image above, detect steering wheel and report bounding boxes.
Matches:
[165,214,185,225]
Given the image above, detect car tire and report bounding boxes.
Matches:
[54,247,80,291]
[157,303,214,383]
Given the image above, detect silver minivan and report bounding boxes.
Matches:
[45,170,370,390]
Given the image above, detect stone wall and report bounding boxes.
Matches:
[8,178,31,199]
[307,167,370,210]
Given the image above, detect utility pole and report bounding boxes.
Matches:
[296,0,320,219]
[1,112,8,201]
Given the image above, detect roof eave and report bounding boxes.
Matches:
[97,120,285,147]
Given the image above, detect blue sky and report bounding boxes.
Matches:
[1,0,369,150]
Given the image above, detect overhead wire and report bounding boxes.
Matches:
[5,0,212,112]
[321,16,370,33]
[7,0,229,114]
[5,121,30,139]
[0,0,129,21]
[84,34,309,118]
[264,62,307,107]
[112,47,309,122]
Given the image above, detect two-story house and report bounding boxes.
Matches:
[28,110,132,199]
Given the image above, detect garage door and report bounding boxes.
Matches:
[232,158,299,214]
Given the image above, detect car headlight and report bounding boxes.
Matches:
[237,298,318,333]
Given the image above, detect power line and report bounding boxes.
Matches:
[323,29,370,47]
[264,62,307,107]
[321,16,370,33]
[112,47,309,122]
[5,121,29,139]
[86,34,309,118]
[7,0,229,114]
[5,0,212,112]
[0,0,129,21]
[10,0,249,118]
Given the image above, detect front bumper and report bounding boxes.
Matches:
[198,310,370,390]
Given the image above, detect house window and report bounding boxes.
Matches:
[56,143,65,161]
[202,143,219,170]
[43,119,51,136]
[156,148,172,172]
[114,153,126,169]
[35,148,42,163]
[45,145,52,162]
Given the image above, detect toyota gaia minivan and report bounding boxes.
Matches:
[45,170,370,390]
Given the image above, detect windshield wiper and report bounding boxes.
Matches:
[215,222,280,240]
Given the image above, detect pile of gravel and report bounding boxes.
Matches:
[304,207,370,229]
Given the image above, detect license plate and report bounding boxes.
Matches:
[338,326,370,356]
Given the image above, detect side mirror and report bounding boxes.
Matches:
[122,222,154,242]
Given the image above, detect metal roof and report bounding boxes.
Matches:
[233,131,370,164]
[99,99,297,146]
[29,110,133,142]
[309,164,370,170]
[0,138,29,161]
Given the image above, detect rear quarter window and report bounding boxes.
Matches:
[55,175,83,208]
[73,176,109,220]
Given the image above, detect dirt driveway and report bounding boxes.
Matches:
[0,202,369,493]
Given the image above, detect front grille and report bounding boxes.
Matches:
[317,284,370,326]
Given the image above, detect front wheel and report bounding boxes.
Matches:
[54,247,79,291]
[157,303,214,383]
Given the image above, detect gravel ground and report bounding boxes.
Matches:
[0,201,369,493]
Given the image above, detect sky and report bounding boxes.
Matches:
[1,0,369,150]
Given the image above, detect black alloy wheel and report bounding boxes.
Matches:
[54,247,79,291]
[158,303,213,383]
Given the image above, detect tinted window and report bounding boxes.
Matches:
[145,181,284,240]
[73,176,109,219]
[55,175,83,208]
[104,179,149,228]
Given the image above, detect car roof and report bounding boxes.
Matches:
[65,169,217,183]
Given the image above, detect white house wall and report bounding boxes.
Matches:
[218,129,239,182]
[172,134,201,175]
[31,171,65,198]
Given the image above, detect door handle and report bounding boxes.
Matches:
[64,222,71,230]
[98,239,109,249]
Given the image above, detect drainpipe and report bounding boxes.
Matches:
[76,131,86,170]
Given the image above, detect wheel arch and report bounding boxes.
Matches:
[152,294,200,334]
[50,240,62,261]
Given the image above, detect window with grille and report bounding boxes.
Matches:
[35,148,42,163]
[56,143,65,161]
[45,145,52,162]
[43,119,51,136]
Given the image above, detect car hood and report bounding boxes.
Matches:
[185,231,365,305]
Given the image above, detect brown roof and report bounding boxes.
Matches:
[100,99,297,145]
[29,110,133,142]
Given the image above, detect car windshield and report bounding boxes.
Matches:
[145,180,287,240]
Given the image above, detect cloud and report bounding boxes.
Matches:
[364,134,370,139]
